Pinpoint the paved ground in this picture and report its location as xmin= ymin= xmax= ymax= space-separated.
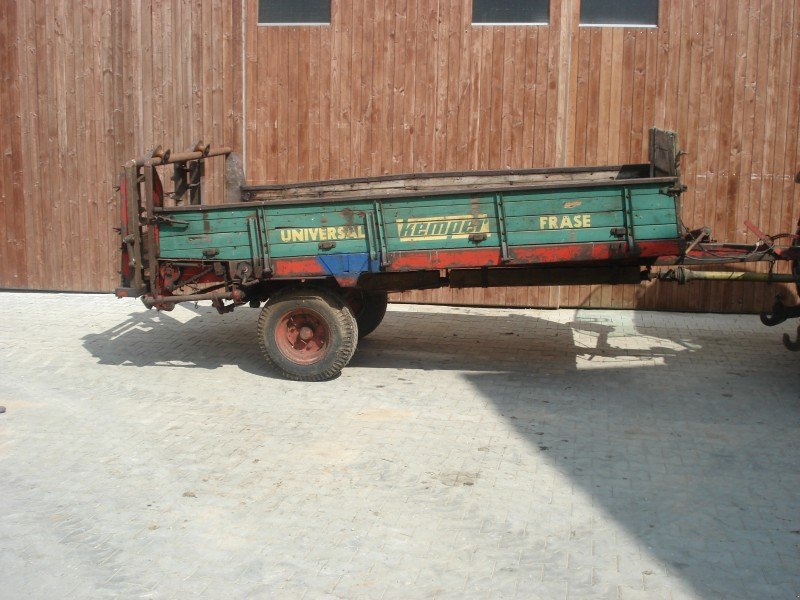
xmin=0 ymin=292 xmax=799 ymax=599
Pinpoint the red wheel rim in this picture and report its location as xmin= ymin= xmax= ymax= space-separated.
xmin=274 ymin=308 xmax=331 ymax=365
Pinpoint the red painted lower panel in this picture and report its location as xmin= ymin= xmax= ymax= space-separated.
xmin=271 ymin=257 xmax=328 ymax=278
xmin=385 ymin=240 xmax=682 ymax=271
xmin=268 ymin=240 xmax=682 ymax=281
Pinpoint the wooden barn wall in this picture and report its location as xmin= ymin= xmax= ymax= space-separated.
xmin=246 ymin=0 xmax=800 ymax=313
xmin=1 ymin=0 xmax=799 ymax=314
xmin=0 ymin=0 xmax=242 ymax=292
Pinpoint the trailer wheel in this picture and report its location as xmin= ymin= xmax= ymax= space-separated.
xmin=346 ymin=291 xmax=389 ymax=338
xmin=257 ymin=288 xmax=358 ymax=381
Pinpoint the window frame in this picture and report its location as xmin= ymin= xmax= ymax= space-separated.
xmin=578 ymin=0 xmax=659 ymax=29
xmin=256 ymin=0 xmax=331 ymax=27
xmin=471 ymin=0 xmax=550 ymax=27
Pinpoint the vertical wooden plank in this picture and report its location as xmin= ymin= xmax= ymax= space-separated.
xmin=443 ymin=0 xmax=462 ymax=171
xmin=0 ymin=0 xmax=22 ymax=287
xmin=400 ymin=0 xmax=418 ymax=172
xmin=767 ymin=0 xmax=793 ymax=239
xmin=418 ymin=0 xmax=438 ymax=172
xmin=55 ymin=1 xmax=76 ymax=289
xmin=595 ymin=28 xmax=612 ymax=165
xmin=150 ymin=0 xmax=164 ymax=144
xmin=181 ymin=0 xmax=194 ymax=152
xmin=262 ymin=20 xmax=275 ymax=182
xmin=556 ymin=0 xmax=577 ymax=167
xmin=617 ymin=30 xmax=636 ymax=163
xmin=499 ymin=26 xmax=515 ymax=170
xmin=743 ymin=0 xmax=772 ymax=312
xmin=33 ymin=0 xmax=54 ymax=288
xmin=245 ymin=0 xmax=258 ymax=180
xmin=370 ymin=0 xmax=386 ymax=175
xmin=628 ymin=31 xmax=650 ymax=162
xmin=337 ymin=0 xmax=353 ymax=178
xmin=509 ymin=28 xmax=526 ymax=171
xmin=319 ymin=2 xmax=333 ymax=180
xmin=680 ymin=0 xmax=709 ymax=311
xmin=585 ymin=29 xmax=601 ymax=166
xmin=68 ymin=0 xmax=89 ymax=289
xmin=605 ymin=30 xmax=623 ymax=165
xmin=295 ymin=29 xmax=310 ymax=182
xmin=210 ymin=0 xmax=224 ymax=196
xmin=221 ymin=0 xmax=232 ymax=154
xmin=487 ymin=28 xmax=505 ymax=169
xmin=475 ymin=27 xmax=493 ymax=170
xmin=87 ymin=0 xmax=105 ymax=288
xmin=379 ymin=0 xmax=396 ymax=174
xmin=390 ymin=0 xmax=407 ymax=172
xmin=0 ymin=0 xmax=10 ymax=285
xmin=532 ymin=26 xmax=549 ymax=167
xmin=14 ymin=0 xmax=35 ymax=288
xmin=79 ymin=0 xmax=98 ymax=287
xmin=231 ymin=0 xmax=244 ymax=154
xmin=353 ymin=0 xmax=370 ymax=175
xmin=307 ymin=28 xmax=321 ymax=181
xmin=274 ymin=27 xmax=288 ymax=182
xmin=709 ymin=0 xmax=741 ymax=310
xmin=521 ymin=29 xmax=538 ymax=168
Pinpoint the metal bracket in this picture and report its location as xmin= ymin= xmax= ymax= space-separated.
xmin=623 ymin=188 xmax=641 ymax=256
xmin=494 ymin=193 xmax=510 ymax=262
xmin=246 ymin=210 xmax=271 ymax=276
xmin=373 ymin=201 xmax=390 ymax=267
xmin=151 ymin=215 xmax=188 ymax=227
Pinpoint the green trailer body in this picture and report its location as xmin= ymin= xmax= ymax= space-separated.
xmin=156 ymin=182 xmax=680 ymax=264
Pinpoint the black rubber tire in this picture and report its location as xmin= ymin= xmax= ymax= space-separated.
xmin=352 ymin=292 xmax=389 ymax=338
xmin=257 ymin=287 xmax=358 ymax=381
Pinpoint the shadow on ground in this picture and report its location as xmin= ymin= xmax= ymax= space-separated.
xmin=82 ymin=304 xmax=800 ymax=598
xmin=81 ymin=304 xmax=691 ymax=375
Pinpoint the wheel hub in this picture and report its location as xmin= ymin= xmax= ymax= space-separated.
xmin=274 ymin=308 xmax=330 ymax=365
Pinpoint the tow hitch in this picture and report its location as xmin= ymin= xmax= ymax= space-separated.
xmin=760 ymin=295 xmax=800 ymax=351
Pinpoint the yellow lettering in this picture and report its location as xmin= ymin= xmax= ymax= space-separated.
xmin=327 ymin=227 xmax=337 ymax=240
xmin=291 ymin=230 xmax=304 ymax=242
xmin=548 ymin=216 xmax=558 ymax=229
xmin=560 ymin=215 xmax=572 ymax=228
xmin=573 ymin=215 xmax=583 ymax=228
xmin=394 ymin=215 xmax=490 ymax=241
xmin=539 ymin=216 xmax=548 ymax=230
xmin=583 ymin=214 xmax=591 ymax=228
xmin=429 ymin=222 xmax=446 ymax=236
xmin=280 ymin=230 xmax=291 ymax=242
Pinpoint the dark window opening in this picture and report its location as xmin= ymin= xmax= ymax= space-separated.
xmin=580 ymin=0 xmax=659 ymax=27
xmin=472 ymin=0 xmax=550 ymax=25
xmin=258 ymin=0 xmax=331 ymax=25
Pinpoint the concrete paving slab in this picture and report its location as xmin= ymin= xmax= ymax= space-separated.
xmin=0 ymin=292 xmax=798 ymax=599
